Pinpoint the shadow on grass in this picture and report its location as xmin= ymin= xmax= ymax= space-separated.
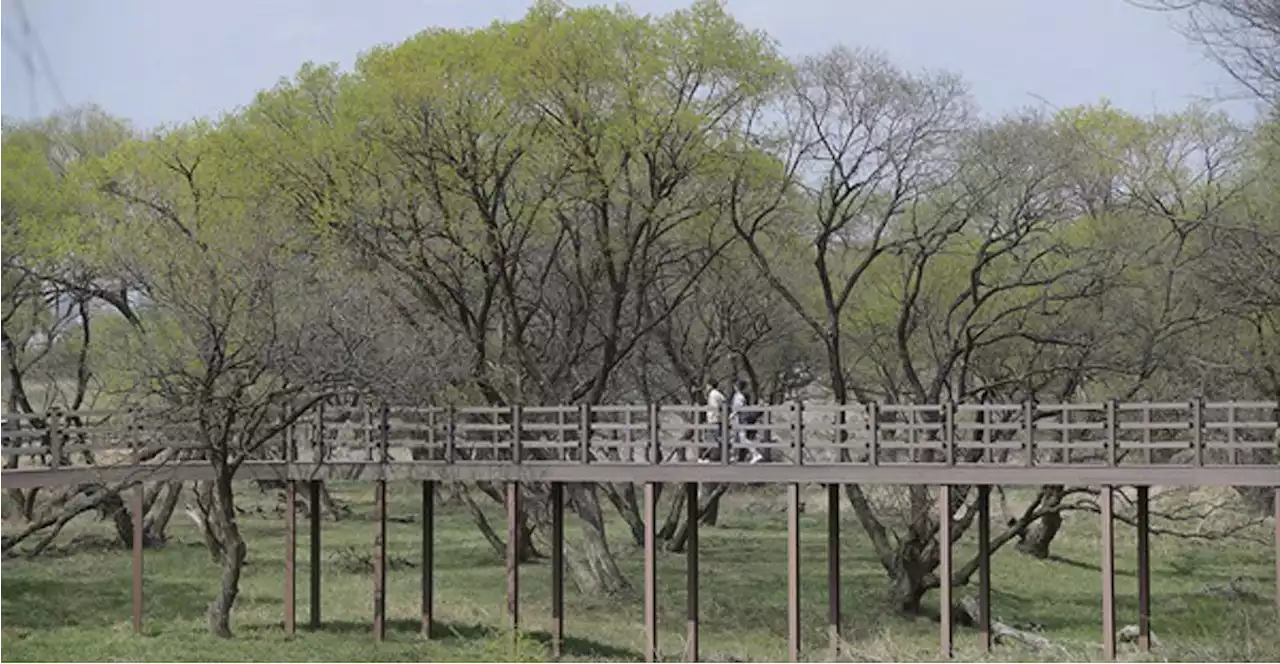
xmin=1 ymin=575 xmax=211 ymax=629
xmin=1043 ymin=553 xmax=1134 ymax=577
xmin=299 ymin=619 xmax=642 ymax=660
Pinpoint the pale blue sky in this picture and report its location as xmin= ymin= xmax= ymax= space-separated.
xmin=0 ymin=0 xmax=1255 ymax=128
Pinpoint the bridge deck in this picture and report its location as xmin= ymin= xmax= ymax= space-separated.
xmin=3 ymin=399 xmax=1277 ymax=488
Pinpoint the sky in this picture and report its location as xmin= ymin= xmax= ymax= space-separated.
xmin=0 ymin=0 xmax=1258 ymax=129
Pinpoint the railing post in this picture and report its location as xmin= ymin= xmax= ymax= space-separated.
xmin=1023 ymin=399 xmax=1036 ymax=467
xmin=944 ymin=402 xmax=956 ymax=466
xmin=511 ymin=405 xmax=523 ymax=465
xmin=792 ymin=400 xmax=805 ymax=465
xmin=719 ymin=401 xmax=731 ymax=465
xmin=48 ymin=408 xmax=63 ymax=469
xmin=827 ymin=483 xmax=841 ymax=659
xmin=445 ymin=406 xmax=457 ymax=463
xmin=869 ymin=402 xmax=880 ymax=466
xmin=648 ymin=403 xmax=661 ymax=465
xmin=1106 ymin=400 xmax=1118 ymax=467
xmin=579 ymin=404 xmax=591 ymax=464
xmin=1192 ymin=398 xmax=1204 ymax=467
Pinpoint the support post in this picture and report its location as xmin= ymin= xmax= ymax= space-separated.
xmin=309 ymin=481 xmax=322 ymax=629
xmin=285 ymin=480 xmax=296 ymax=637
xmin=787 ymin=482 xmax=801 ymax=662
xmin=285 ymin=408 xmax=296 ymax=638
xmin=644 ymin=482 xmax=658 ymax=663
xmin=1136 ymin=485 xmax=1151 ymax=652
xmin=685 ymin=482 xmax=699 ymax=663
xmin=132 ymin=482 xmax=144 ymax=635
xmin=373 ymin=478 xmax=387 ymax=642
xmin=551 ymin=482 xmax=565 ymax=659
xmin=422 ymin=480 xmax=434 ymax=638
xmin=939 ymin=484 xmax=953 ymax=660
xmin=1102 ymin=485 xmax=1116 ymax=661
xmin=507 ymin=481 xmax=521 ymax=639
xmin=977 ymin=485 xmax=992 ymax=653
xmin=372 ymin=405 xmax=389 ymax=642
xmin=827 ymin=483 xmax=841 ymax=658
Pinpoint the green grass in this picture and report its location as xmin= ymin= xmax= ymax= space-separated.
xmin=3 ymin=483 xmax=1277 ymax=662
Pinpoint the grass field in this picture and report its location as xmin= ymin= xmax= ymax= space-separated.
xmin=2 ymin=482 xmax=1277 ymax=662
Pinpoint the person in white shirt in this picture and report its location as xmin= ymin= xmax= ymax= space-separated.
xmin=702 ymin=380 xmax=726 ymax=462
xmin=730 ymin=380 xmax=763 ymax=463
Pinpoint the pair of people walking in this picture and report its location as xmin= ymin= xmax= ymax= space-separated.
xmin=702 ymin=379 xmax=764 ymax=464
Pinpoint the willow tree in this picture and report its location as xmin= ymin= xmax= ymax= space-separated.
xmin=52 ymin=121 xmax=355 ymax=636
xmin=245 ymin=0 xmax=789 ymax=594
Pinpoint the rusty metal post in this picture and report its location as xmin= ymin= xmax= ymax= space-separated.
xmin=1101 ymin=485 xmax=1116 ymax=661
xmin=939 ymin=484 xmax=953 ymax=660
xmin=309 ymin=481 xmax=321 ymax=629
xmin=827 ymin=483 xmax=841 ymax=658
xmin=551 ymin=481 xmax=565 ymax=659
xmin=685 ymin=481 xmax=699 ymax=663
xmin=644 ymin=481 xmax=658 ymax=663
xmin=977 ymin=484 xmax=992 ymax=653
xmin=422 ymin=480 xmax=435 ymax=638
xmin=1136 ymin=485 xmax=1151 ymax=651
xmin=132 ymin=482 xmax=144 ymax=634
xmin=787 ymin=482 xmax=801 ymax=662
xmin=507 ymin=482 xmax=521 ymax=642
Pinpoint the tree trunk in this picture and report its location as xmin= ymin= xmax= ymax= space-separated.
xmin=698 ymin=484 xmax=722 ymax=527
xmin=885 ymin=564 xmax=930 ymax=615
xmin=1016 ymin=485 xmax=1065 ymax=558
xmin=192 ymin=481 xmax=222 ymax=561
xmin=567 ymin=484 xmax=631 ymax=595
xmin=667 ymin=485 xmax=728 ymax=553
xmin=602 ymin=483 xmax=645 ymax=547
xmin=144 ymin=482 xmax=183 ymax=544
xmin=206 ymin=471 xmax=247 ymax=638
xmin=658 ymin=487 xmax=685 ymax=540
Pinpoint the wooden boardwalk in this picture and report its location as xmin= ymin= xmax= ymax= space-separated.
xmin=3 ymin=399 xmax=1278 ymax=660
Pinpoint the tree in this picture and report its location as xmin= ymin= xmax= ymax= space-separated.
xmin=63 ymin=120 xmax=387 ymax=636
xmin=246 ymin=0 xmax=790 ymax=595
xmin=1133 ymin=0 xmax=1280 ymax=106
